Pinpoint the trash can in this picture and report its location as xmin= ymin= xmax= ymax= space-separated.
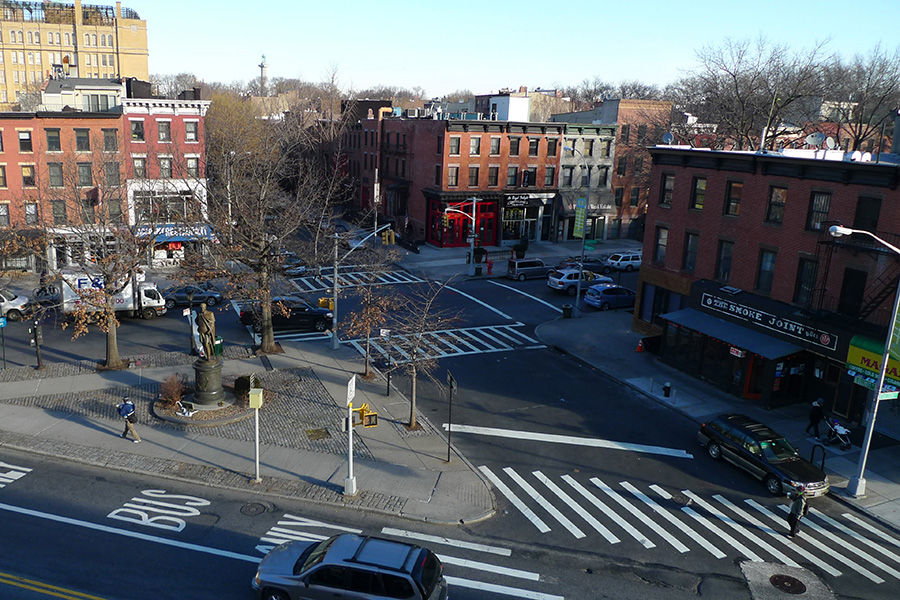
xmin=474 ymin=265 xmax=483 ymax=276
xmin=561 ymin=304 xmax=573 ymax=318
xmin=213 ymin=336 xmax=224 ymax=357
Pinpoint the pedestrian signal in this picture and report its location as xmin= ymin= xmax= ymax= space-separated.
xmin=362 ymin=409 xmax=378 ymax=428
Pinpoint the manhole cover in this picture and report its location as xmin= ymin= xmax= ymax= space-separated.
xmin=769 ymin=574 xmax=807 ymax=594
xmin=241 ymin=502 xmax=267 ymax=516
xmin=306 ymin=428 xmax=331 ymax=440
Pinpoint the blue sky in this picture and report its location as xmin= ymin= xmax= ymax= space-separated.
xmin=138 ymin=0 xmax=900 ymax=97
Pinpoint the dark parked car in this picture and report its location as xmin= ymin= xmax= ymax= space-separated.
xmin=252 ymin=533 xmax=448 ymax=600
xmin=697 ymin=413 xmax=830 ymax=497
xmin=161 ymin=285 xmax=223 ymax=309
xmin=240 ymin=296 xmax=333 ymax=333
xmin=556 ymin=255 xmax=609 ymax=273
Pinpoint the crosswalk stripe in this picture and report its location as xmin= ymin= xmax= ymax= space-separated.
xmin=491 ymin=326 xmax=532 ymax=344
xmin=646 ymin=485 xmax=725 ymax=558
xmin=478 ymin=466 xmax=550 ymax=534
xmin=804 ymin=508 xmax=900 ymax=580
xmin=590 ymin=477 xmax=686 ymax=552
xmin=443 ymin=576 xmax=564 ymax=600
xmin=842 ymin=513 xmax=900 ymax=550
xmin=534 ymin=471 xmax=620 ymax=544
xmin=478 ymin=328 xmax=516 ymax=347
xmin=813 ymin=509 xmax=900 ymax=564
xmin=680 ymin=490 xmax=765 ymax=563
xmin=710 ymin=494 xmax=800 ymax=566
xmin=750 ymin=500 xmax=883 ymax=583
xmin=562 ymin=475 xmax=654 ymax=548
xmin=607 ymin=482 xmax=689 ymax=553
xmin=380 ymin=528 xmax=511 ymax=556
xmin=438 ymin=554 xmax=540 ymax=581
xmin=504 ymin=468 xmax=585 ymax=539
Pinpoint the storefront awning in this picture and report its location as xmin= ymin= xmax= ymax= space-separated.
xmin=134 ymin=224 xmax=215 ymax=243
xmin=845 ymin=334 xmax=900 ymax=390
xmin=661 ymin=308 xmax=802 ymax=359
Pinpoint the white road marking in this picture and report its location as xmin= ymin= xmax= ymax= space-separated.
xmin=445 ymin=425 xmax=692 ymax=459
xmin=0 ymin=502 xmax=259 ymax=563
xmin=812 ymin=509 xmax=900 ymax=565
xmin=563 ymin=475 xmax=654 ymax=548
xmin=707 ymin=494 xmax=799 ymax=566
xmin=444 ymin=576 xmax=564 ymax=600
xmin=446 ymin=285 xmax=512 ymax=319
xmin=642 ymin=484 xmax=725 ymax=558
xmin=381 ymin=528 xmax=511 ymax=556
xmin=479 ymin=466 xmax=550 ymax=533
xmin=842 ymin=512 xmax=900 ymax=550
xmin=504 ymin=468 xmax=585 ymax=539
xmin=803 ymin=507 xmax=900 ymax=580
xmin=533 ymin=471 xmax=620 ymax=544
xmin=679 ymin=490 xmax=762 ymax=562
xmin=487 ymin=280 xmax=564 ymax=313
xmin=438 ymin=554 xmax=540 ymax=581
xmin=590 ymin=477 xmax=687 ymax=552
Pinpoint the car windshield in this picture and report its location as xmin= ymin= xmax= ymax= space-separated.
xmin=296 ymin=536 xmax=337 ymax=575
xmin=549 ymin=270 xmax=563 ymax=278
xmin=760 ymin=438 xmax=798 ymax=462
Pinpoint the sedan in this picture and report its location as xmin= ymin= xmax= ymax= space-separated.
xmin=240 ymin=296 xmax=333 ymax=333
xmin=556 ymin=256 xmax=609 ymax=272
xmin=584 ymin=284 xmax=636 ymax=310
xmin=162 ymin=285 xmax=223 ymax=309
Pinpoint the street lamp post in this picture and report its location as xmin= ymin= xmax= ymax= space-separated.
xmin=186 ymin=289 xmax=196 ymax=355
xmin=443 ymin=197 xmax=479 ymax=277
xmin=564 ymin=146 xmax=589 ymax=316
xmin=829 ymin=224 xmax=900 ymax=497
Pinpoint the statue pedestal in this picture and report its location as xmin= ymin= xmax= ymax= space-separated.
xmin=193 ymin=358 xmax=224 ymax=406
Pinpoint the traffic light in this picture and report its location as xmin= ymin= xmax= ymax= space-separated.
xmin=361 ymin=407 xmax=378 ymax=428
xmin=381 ymin=230 xmax=395 ymax=245
xmin=441 ymin=212 xmax=449 ymax=228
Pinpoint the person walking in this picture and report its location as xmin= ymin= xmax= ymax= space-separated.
xmin=786 ymin=489 xmax=808 ymax=538
xmin=117 ymin=396 xmax=141 ymax=444
xmin=805 ymin=398 xmax=825 ymax=440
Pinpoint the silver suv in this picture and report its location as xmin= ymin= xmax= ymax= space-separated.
xmin=253 ymin=534 xmax=448 ymax=600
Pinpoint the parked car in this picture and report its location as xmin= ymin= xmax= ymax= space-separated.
xmin=546 ymin=269 xmax=612 ymax=296
xmin=0 ymin=288 xmax=34 ymax=320
xmin=584 ymin=284 xmax=636 ymax=310
xmin=240 ymin=296 xmax=333 ymax=333
xmin=252 ymin=533 xmax=448 ymax=600
xmin=161 ymin=285 xmax=223 ymax=309
xmin=602 ymin=251 xmax=643 ymax=273
xmin=556 ymin=256 xmax=608 ymax=273
xmin=697 ymin=413 xmax=830 ymax=497
xmin=507 ymin=258 xmax=551 ymax=281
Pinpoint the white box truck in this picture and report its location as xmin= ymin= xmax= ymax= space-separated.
xmin=60 ymin=271 xmax=167 ymax=319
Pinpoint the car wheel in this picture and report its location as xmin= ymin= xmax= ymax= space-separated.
xmin=707 ymin=442 xmax=721 ymax=460
xmin=6 ymin=309 xmax=22 ymax=321
xmin=765 ymin=475 xmax=783 ymax=496
xmin=566 ymin=286 xmax=576 ymax=296
xmin=142 ymin=308 xmax=156 ymax=319
xmin=603 ymin=266 xmax=612 ymax=274
xmin=261 ymin=590 xmax=289 ymax=600
xmin=625 ymin=265 xmax=634 ymax=272
xmin=165 ymin=299 xmax=175 ymax=309
xmin=314 ymin=320 xmax=328 ymax=332
xmin=518 ymin=274 xmax=526 ymax=281
xmin=205 ymin=297 xmax=217 ymax=307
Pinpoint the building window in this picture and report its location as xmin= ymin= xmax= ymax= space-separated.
xmin=766 ymin=186 xmax=787 ymax=223
xmin=103 ymin=129 xmax=117 ymax=152
xmin=634 ymin=156 xmax=643 ymax=173
xmin=522 ymin=167 xmax=537 ymax=187
xmin=18 ymin=131 xmax=32 ymax=152
xmin=509 ymin=137 xmax=520 ymax=156
xmin=186 ymin=157 xmax=200 ymax=178
xmin=507 ymin=166 xmax=518 ymax=186
xmin=52 ymin=200 xmax=66 ymax=225
xmin=630 ymin=188 xmax=640 ymax=206
xmin=133 ymin=157 xmax=146 ymax=178
xmin=48 ymin=162 xmax=63 ymax=187
xmin=637 ymin=125 xmax=647 ymax=144
xmin=158 ymin=121 xmax=171 ymax=142
xmin=24 ymin=202 xmax=37 ymax=225
xmin=469 ymin=137 xmax=480 ymax=156
xmin=490 ymin=137 xmax=500 ymax=156
xmin=621 ymin=124 xmax=631 ymax=144
xmin=434 ymin=165 xmax=441 ymax=186
xmin=468 ymin=166 xmax=479 ymax=186
xmin=75 ymin=128 xmax=90 ymax=152
xmin=105 ymin=162 xmax=120 ymax=186
xmin=130 ymin=121 xmax=144 ymax=141
xmin=0 ymin=204 xmax=8 ymax=227
xmin=565 ymin=142 xmax=575 ymax=156
xmin=724 ymin=182 xmax=742 ymax=216
xmin=585 ymin=139 xmax=594 ymax=156
xmin=756 ymin=249 xmax=777 ymax=294
xmin=806 ymin=191 xmax=831 ymax=230
xmin=545 ymin=166 xmax=555 ymax=186
xmin=617 ymin=156 xmax=627 ymax=176
xmin=601 ymin=140 xmax=611 ymax=157
xmin=185 ymin=121 xmax=198 ymax=142
xmin=108 ymin=201 xmax=122 ymax=225
xmin=794 ymin=257 xmax=818 ymax=306
xmin=581 ymin=167 xmax=590 ymax=187
xmin=659 ymin=174 xmax=674 ymax=206
xmin=449 ymin=137 xmax=460 ymax=155
xmin=81 ymin=198 xmax=95 ymax=223
xmin=21 ymin=165 xmax=35 ymax=187
xmin=448 ymin=166 xmax=458 ymax=187
xmin=159 ymin=157 xmax=172 ymax=178
xmin=77 ymin=163 xmax=92 ymax=187
xmin=598 ymin=167 xmax=608 ymax=186
xmin=547 ymin=138 xmax=558 ymax=156
xmin=528 ymin=138 xmax=539 ymax=157
xmin=614 ymin=188 xmax=624 ymax=207
xmin=488 ymin=166 xmax=499 ymax=187
xmin=0 ymin=166 xmax=5 ymax=187
xmin=46 ymin=128 xmax=61 ymax=152
xmin=563 ymin=166 xmax=574 ymax=187
xmin=715 ymin=240 xmax=734 ymax=283
xmin=654 ymin=226 xmax=668 ymax=263
xmin=690 ymin=177 xmax=706 ymax=210
xmin=683 ymin=232 xmax=699 ymax=273
xmin=436 ymin=136 xmax=443 ymax=154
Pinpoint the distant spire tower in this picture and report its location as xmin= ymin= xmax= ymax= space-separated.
xmin=259 ymin=54 xmax=268 ymax=97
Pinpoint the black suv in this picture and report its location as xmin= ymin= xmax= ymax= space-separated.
xmin=698 ymin=413 xmax=829 ymax=497
xmin=239 ymin=296 xmax=333 ymax=333
xmin=252 ymin=533 xmax=448 ymax=600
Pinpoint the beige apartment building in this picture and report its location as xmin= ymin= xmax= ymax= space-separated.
xmin=0 ymin=0 xmax=147 ymax=108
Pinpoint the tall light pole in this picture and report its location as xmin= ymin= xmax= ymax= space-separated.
xmin=829 ymin=224 xmax=900 ymax=497
xmin=444 ymin=197 xmax=479 ymax=276
xmin=564 ymin=146 xmax=589 ymax=316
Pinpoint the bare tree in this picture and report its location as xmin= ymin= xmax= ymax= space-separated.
xmin=151 ymin=72 xmax=198 ymax=98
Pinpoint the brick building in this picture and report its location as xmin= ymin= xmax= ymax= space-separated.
xmin=636 ymin=145 xmax=900 ymax=432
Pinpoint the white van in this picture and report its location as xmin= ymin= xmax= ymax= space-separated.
xmin=0 ymin=288 xmax=32 ymax=320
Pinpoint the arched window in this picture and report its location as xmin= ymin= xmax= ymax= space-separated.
xmin=55 ymin=33 xmax=61 ymax=44
xmin=64 ymin=33 xmax=70 ymax=45
xmin=91 ymin=34 xmax=97 ymax=46
xmin=84 ymin=33 xmax=89 ymax=45
xmin=27 ymin=32 xmax=32 ymax=44
xmin=27 ymin=52 xmax=33 ymax=65
xmin=18 ymin=31 xmax=23 ymax=43
xmin=34 ymin=32 xmax=39 ymax=44
xmin=47 ymin=33 xmax=53 ymax=45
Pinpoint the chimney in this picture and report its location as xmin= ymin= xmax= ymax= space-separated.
xmin=519 ymin=86 xmax=527 ymax=94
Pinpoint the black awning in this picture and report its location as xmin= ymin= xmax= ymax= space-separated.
xmin=661 ymin=308 xmax=802 ymax=359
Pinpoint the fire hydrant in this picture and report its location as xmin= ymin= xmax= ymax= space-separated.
xmin=487 ymin=260 xmax=493 ymax=275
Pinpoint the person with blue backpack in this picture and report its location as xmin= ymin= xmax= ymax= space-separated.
xmin=117 ymin=396 xmax=141 ymax=443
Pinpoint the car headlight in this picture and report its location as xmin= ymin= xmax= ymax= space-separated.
xmin=254 ymin=571 xmax=261 ymax=585
xmin=326 ymin=312 xmax=333 ymax=318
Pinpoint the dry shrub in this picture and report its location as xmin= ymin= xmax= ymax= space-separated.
xmin=159 ymin=374 xmax=187 ymax=408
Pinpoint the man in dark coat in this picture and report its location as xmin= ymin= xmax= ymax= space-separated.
xmin=805 ymin=398 xmax=824 ymax=440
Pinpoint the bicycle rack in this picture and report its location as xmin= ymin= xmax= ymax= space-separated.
xmin=810 ymin=443 xmax=827 ymax=470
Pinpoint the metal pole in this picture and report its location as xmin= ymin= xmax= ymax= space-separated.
xmin=188 ymin=296 xmax=196 ymax=355
xmin=346 ymin=401 xmax=356 ymax=494
xmin=253 ymin=407 xmax=261 ymax=483
xmin=575 ymin=149 xmax=589 ymax=316
xmin=331 ymin=236 xmax=340 ymax=350
xmin=385 ymin=331 xmax=391 ymax=397
xmin=447 ymin=386 xmax=453 ymax=463
xmin=468 ymin=197 xmax=477 ymax=277
xmin=1 ymin=327 xmax=6 ymax=369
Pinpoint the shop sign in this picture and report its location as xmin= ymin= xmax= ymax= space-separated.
xmin=846 ymin=343 xmax=900 ymax=388
xmin=504 ymin=195 xmax=531 ymax=208
xmin=701 ymin=293 xmax=838 ymax=351
xmin=573 ymin=197 xmax=586 ymax=239
xmin=729 ymin=347 xmax=745 ymax=358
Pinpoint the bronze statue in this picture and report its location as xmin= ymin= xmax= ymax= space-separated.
xmin=196 ymin=304 xmax=217 ymax=360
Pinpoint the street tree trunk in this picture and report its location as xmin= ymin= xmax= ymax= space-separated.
xmin=408 ymin=364 xmax=418 ymax=429
xmin=103 ymin=300 xmax=126 ymax=370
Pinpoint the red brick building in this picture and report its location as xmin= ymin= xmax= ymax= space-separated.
xmin=636 ymin=145 xmax=900 ymax=427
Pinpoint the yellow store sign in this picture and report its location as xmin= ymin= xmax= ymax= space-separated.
xmin=846 ymin=335 xmax=900 ymax=388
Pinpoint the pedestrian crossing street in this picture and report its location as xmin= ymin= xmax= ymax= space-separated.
xmin=288 ymin=267 xmax=426 ymax=293
xmin=481 ymin=466 xmax=900 ymax=585
xmin=345 ymin=323 xmax=545 ymax=363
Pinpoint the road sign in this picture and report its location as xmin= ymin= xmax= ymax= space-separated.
xmin=380 ymin=328 xmax=391 ymax=338
xmin=446 ymin=370 xmax=457 ymax=393
xmin=879 ymin=391 xmax=899 ymax=401
xmin=182 ymin=308 xmax=190 ymax=317
xmin=0 ymin=317 xmax=6 ymax=328
xmin=347 ymin=374 xmax=356 ymax=406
